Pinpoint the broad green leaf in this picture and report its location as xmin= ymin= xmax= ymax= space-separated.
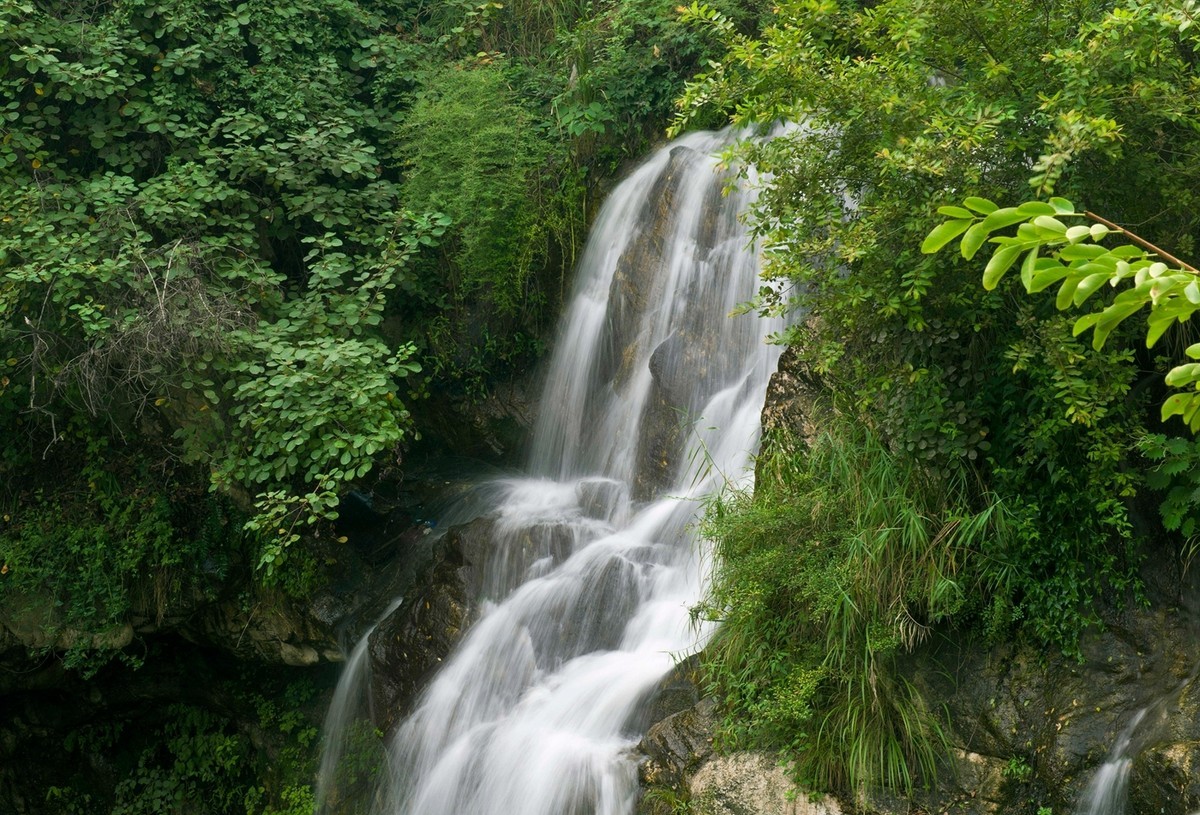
xmin=1029 ymin=263 xmax=1072 ymax=293
xmin=1090 ymin=300 xmax=1144 ymax=349
xmin=937 ymin=206 xmax=974 ymax=219
xmin=1032 ymin=215 xmax=1068 ymax=234
xmin=977 ymin=207 xmax=1028 ymax=232
xmin=1048 ymin=197 xmax=1075 ymax=214
xmin=963 ymin=196 xmax=998 ymax=214
xmin=983 ymin=243 xmax=1023 ymax=290
xmin=1147 ymin=312 xmax=1179 ymax=347
xmin=1071 ymin=312 xmax=1102 ymax=337
xmin=1165 ymin=363 xmax=1200 ymax=387
xmin=921 ymin=219 xmax=973 ymax=254
xmin=1162 ymin=392 xmax=1192 ymax=420
xmin=961 ymin=222 xmax=991 ymax=260
xmin=1065 ymin=225 xmax=1091 ymax=243
xmin=1055 ymin=275 xmax=1082 ymax=310
xmin=1186 ymin=343 xmax=1200 ymax=360
xmin=1072 ymin=273 xmax=1110 ymax=306
xmin=1058 ymin=244 xmax=1108 ymax=261
xmin=1016 ymin=201 xmax=1057 ymax=216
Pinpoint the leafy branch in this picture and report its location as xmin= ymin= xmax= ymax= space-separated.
xmin=923 ymin=197 xmax=1200 ymax=430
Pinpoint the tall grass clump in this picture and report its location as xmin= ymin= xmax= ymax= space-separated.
xmin=698 ymin=413 xmax=1013 ymax=799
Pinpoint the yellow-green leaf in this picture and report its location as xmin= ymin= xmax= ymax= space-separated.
xmin=921 ymin=219 xmax=972 ymax=254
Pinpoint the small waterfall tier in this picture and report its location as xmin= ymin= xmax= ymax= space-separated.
xmin=337 ymin=128 xmax=784 ymax=815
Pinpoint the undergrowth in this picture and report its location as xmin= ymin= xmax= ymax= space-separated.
xmin=697 ymin=414 xmax=1015 ymax=799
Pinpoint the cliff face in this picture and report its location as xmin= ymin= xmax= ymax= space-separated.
xmin=636 ymin=345 xmax=1200 ymax=815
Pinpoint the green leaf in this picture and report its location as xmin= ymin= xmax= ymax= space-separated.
xmin=1055 ymin=275 xmax=1082 ymax=310
xmin=983 ymin=244 xmax=1023 ymax=290
xmin=1058 ymin=244 xmax=1108 ymax=261
xmin=1072 ymin=273 xmax=1111 ymax=306
xmin=963 ymin=197 xmax=997 ymax=214
xmin=961 ymin=222 xmax=991 ymax=260
xmin=1072 ymin=312 xmax=1103 ymax=337
xmin=977 ymin=207 xmax=1028 ymax=233
xmin=1065 ymin=225 xmax=1091 ymax=243
xmin=1016 ymin=201 xmax=1057 ymax=216
xmin=1087 ymin=300 xmax=1143 ymax=349
xmin=1146 ymin=312 xmax=1178 ymax=348
xmin=937 ymin=206 xmax=974 ymax=219
xmin=1048 ymin=197 xmax=1075 ymax=215
xmin=1163 ymin=393 xmax=1191 ymax=420
xmin=1029 ymin=260 xmax=1072 ymax=293
xmin=1032 ymin=215 xmax=1068 ymax=234
xmin=1166 ymin=364 xmax=1200 ymax=388
xmin=921 ymin=219 xmax=972 ymax=254
xmin=1020 ymin=248 xmax=1038 ymax=290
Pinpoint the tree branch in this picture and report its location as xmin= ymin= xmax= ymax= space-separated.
xmin=1084 ymin=211 xmax=1199 ymax=274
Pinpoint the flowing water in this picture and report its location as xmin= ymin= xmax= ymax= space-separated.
xmin=1072 ymin=708 xmax=1149 ymax=815
xmin=316 ymin=128 xmax=783 ymax=815
xmin=1073 ymin=666 xmax=1198 ymax=815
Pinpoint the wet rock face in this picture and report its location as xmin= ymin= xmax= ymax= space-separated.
xmin=759 ymin=343 xmax=823 ymax=444
xmin=1130 ymin=743 xmax=1200 ymax=814
xmin=901 ymin=596 xmax=1200 ymax=814
xmin=368 ymin=529 xmax=474 ymax=735
xmin=599 ymin=144 xmax=738 ymax=500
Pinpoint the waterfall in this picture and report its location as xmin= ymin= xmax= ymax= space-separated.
xmin=318 ymin=127 xmax=783 ymax=815
xmin=315 ymin=597 xmax=403 ymax=815
xmin=1073 ymin=665 xmax=1198 ymax=815
xmin=1072 ymin=708 xmax=1148 ymax=815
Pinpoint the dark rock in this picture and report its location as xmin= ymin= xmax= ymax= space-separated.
xmin=368 ymin=532 xmax=473 ymax=734
xmin=634 ymin=654 xmax=704 ymax=733
xmin=1130 ymin=743 xmax=1200 ymax=815
xmin=577 ymin=478 xmax=630 ymax=524
xmin=638 ymin=697 xmax=719 ymax=790
xmin=759 ymin=343 xmax=823 ymax=446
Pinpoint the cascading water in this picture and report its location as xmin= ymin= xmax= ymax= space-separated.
xmin=1073 ymin=666 xmax=1198 ymax=815
xmin=318 ymin=127 xmax=783 ymax=815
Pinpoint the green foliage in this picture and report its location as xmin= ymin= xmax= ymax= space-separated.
xmin=0 ymin=426 xmax=238 ymax=674
xmin=1002 ymin=756 xmax=1033 ymax=784
xmin=0 ymin=0 xmax=449 ymax=575
xmin=397 ymin=64 xmax=552 ymax=319
xmin=699 ymin=418 xmax=1012 ymax=797
xmin=1140 ymin=433 xmax=1200 ymax=568
xmin=673 ymin=0 xmax=1183 ymax=650
xmin=111 ymin=704 xmax=253 ymax=815
xmin=552 ymin=0 xmax=763 ymax=171
xmin=641 ymin=784 xmax=694 ymax=815
xmin=40 ymin=672 xmax=324 ymax=815
xmin=924 ymin=195 xmax=1200 ymax=431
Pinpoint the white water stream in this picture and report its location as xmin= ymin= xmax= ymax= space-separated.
xmin=316 ymin=128 xmax=783 ymax=815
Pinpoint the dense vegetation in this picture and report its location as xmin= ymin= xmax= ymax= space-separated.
xmin=0 ymin=0 xmax=763 ymax=811
xmin=8 ymin=0 xmax=1200 ymax=809
xmin=0 ymin=0 xmax=761 ymax=636
xmin=679 ymin=0 xmax=1200 ymax=800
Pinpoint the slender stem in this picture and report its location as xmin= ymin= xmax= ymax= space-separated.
xmin=1084 ymin=211 xmax=1199 ymax=273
